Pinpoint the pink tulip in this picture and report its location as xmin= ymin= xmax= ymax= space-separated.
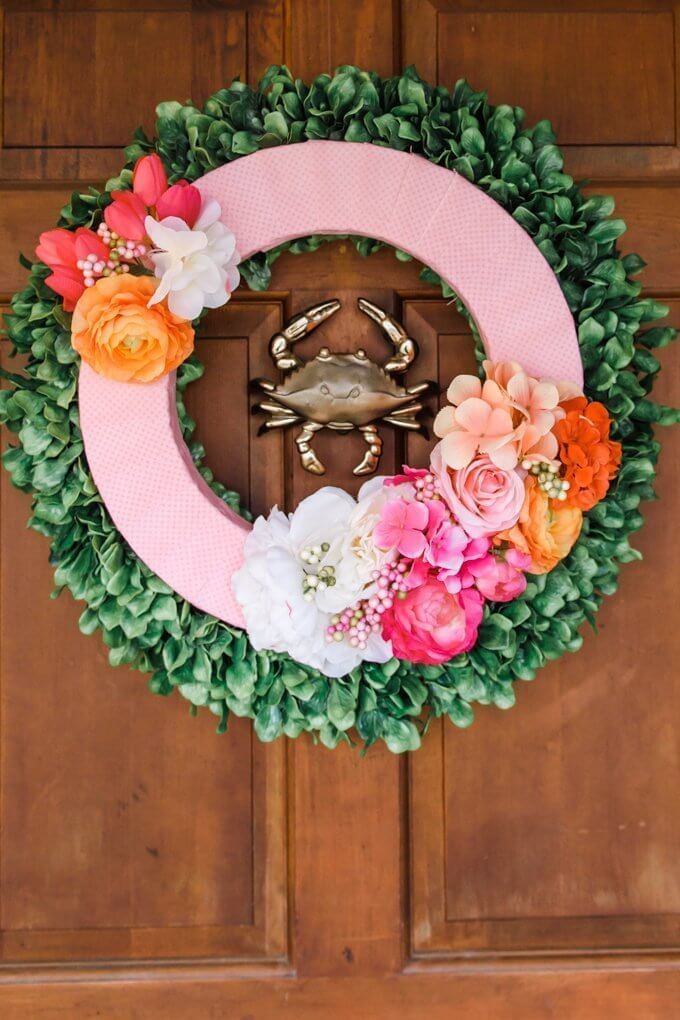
xmin=156 ymin=180 xmax=202 ymax=227
xmin=104 ymin=190 xmax=148 ymax=241
xmin=374 ymin=498 xmax=429 ymax=558
xmin=133 ymin=153 xmax=167 ymax=207
xmin=381 ymin=580 xmax=483 ymax=665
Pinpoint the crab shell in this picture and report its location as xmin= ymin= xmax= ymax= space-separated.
xmin=270 ymin=351 xmax=417 ymax=428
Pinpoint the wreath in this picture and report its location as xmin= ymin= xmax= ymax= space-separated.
xmin=1 ymin=65 xmax=677 ymax=753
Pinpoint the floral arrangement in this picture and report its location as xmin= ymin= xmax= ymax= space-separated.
xmin=233 ymin=360 xmax=620 ymax=676
xmin=37 ymin=154 xmax=241 ymax=381
xmin=1 ymin=66 xmax=676 ymax=752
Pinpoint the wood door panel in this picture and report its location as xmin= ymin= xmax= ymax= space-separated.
xmin=0 ymin=312 xmax=288 ymax=964
xmin=410 ymin=305 xmax=680 ymax=961
xmin=1 ymin=1 xmax=679 ymax=1012
xmin=186 ymin=301 xmax=285 ymax=517
xmin=401 ymin=0 xmax=680 ymax=181
xmin=436 ymin=10 xmax=674 ymax=145
xmin=0 ymin=0 xmax=283 ymax=182
xmin=288 ymin=0 xmax=396 ymax=81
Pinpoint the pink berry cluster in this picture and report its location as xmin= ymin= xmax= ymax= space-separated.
xmin=73 ymin=222 xmax=147 ymax=289
xmin=326 ymin=558 xmax=410 ymax=649
xmin=413 ymin=471 xmax=440 ymax=501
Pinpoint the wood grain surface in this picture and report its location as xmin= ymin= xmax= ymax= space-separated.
xmin=0 ymin=1 xmax=678 ymax=1016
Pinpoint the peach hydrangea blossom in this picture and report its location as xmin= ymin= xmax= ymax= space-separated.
xmin=434 ymin=360 xmax=579 ymax=472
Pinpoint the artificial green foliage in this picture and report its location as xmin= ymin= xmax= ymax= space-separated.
xmin=1 ymin=66 xmax=677 ymax=753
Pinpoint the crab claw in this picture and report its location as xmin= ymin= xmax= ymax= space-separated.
xmin=285 ymin=300 xmax=340 ymax=340
xmin=270 ymin=300 xmax=341 ymax=371
xmin=358 ymin=297 xmax=418 ymax=373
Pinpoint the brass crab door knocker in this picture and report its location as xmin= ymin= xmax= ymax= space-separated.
xmin=253 ymin=299 xmax=435 ymax=475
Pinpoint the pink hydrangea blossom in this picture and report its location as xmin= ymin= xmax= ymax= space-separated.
xmin=384 ymin=465 xmax=429 ymax=487
xmin=374 ymin=498 xmax=429 ymax=558
xmin=431 ymin=444 xmax=524 ymax=539
xmin=381 ymin=580 xmax=484 ymax=665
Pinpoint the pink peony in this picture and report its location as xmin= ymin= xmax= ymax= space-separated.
xmin=374 ymin=497 xmax=429 ymax=558
xmin=381 ymin=580 xmax=484 ymax=665
xmin=156 ymin=180 xmax=202 ymax=226
xmin=465 ymin=547 xmax=530 ymax=602
xmin=431 ymin=444 xmax=524 ymax=539
xmin=104 ymin=190 xmax=148 ymax=241
xmin=434 ymin=362 xmax=573 ymax=471
xmin=35 ymin=227 xmax=109 ymax=311
xmin=132 ymin=154 xmax=168 ymax=207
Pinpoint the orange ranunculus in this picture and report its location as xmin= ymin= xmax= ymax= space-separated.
xmin=71 ymin=274 xmax=194 ymax=383
xmin=497 ymin=477 xmax=583 ymax=574
xmin=554 ymin=397 xmax=621 ymax=511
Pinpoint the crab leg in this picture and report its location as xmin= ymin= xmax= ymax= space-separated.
xmin=383 ymin=416 xmax=425 ymax=431
xmin=357 ymin=297 xmax=418 ymax=373
xmin=407 ymin=380 xmax=436 ymax=397
xmin=388 ymin=401 xmax=426 ymax=417
xmin=260 ymin=415 xmax=302 ymax=430
xmin=270 ymin=300 xmax=341 ymax=372
xmin=296 ymin=421 xmax=325 ymax=475
xmin=353 ymin=424 xmax=383 ymax=476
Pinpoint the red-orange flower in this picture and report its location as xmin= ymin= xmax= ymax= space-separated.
xmin=554 ymin=397 xmax=621 ymax=511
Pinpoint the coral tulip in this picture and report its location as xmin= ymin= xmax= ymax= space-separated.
xmin=132 ymin=153 xmax=167 ymax=207
xmin=36 ymin=227 xmax=109 ymax=311
xmin=104 ymin=191 xmax=148 ymax=242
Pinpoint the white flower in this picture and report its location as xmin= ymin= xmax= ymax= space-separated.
xmin=232 ymin=488 xmax=393 ymax=678
xmin=145 ymin=199 xmax=240 ymax=320
xmin=335 ymin=476 xmax=413 ymax=595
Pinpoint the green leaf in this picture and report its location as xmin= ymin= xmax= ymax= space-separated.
xmin=254 ymin=705 xmax=283 ymax=742
xmin=589 ymin=219 xmax=627 ymax=244
xmin=461 ymin=127 xmax=485 ymax=156
xmin=178 ymin=682 xmax=210 ymax=707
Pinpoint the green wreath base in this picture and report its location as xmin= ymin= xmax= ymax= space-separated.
xmin=1 ymin=65 xmax=677 ymax=753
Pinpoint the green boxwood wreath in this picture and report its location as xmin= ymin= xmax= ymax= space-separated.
xmin=1 ymin=65 xmax=678 ymax=753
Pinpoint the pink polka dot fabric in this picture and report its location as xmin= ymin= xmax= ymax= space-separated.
xmin=79 ymin=141 xmax=582 ymax=627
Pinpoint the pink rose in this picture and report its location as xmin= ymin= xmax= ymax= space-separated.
xmin=381 ymin=580 xmax=484 ymax=665
xmin=466 ymin=547 xmax=530 ymax=602
xmin=431 ymin=444 xmax=524 ymax=539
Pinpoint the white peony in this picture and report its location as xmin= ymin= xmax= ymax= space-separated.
xmin=145 ymin=199 xmax=240 ymax=321
xmin=334 ymin=476 xmax=413 ymax=595
xmin=232 ymin=488 xmax=392 ymax=678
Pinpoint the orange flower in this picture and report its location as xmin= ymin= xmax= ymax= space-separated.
xmin=71 ymin=274 xmax=194 ymax=383
xmin=497 ymin=477 xmax=582 ymax=574
xmin=554 ymin=397 xmax=621 ymax=511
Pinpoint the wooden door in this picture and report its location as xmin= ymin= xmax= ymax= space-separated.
xmin=1 ymin=2 xmax=679 ymax=1016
